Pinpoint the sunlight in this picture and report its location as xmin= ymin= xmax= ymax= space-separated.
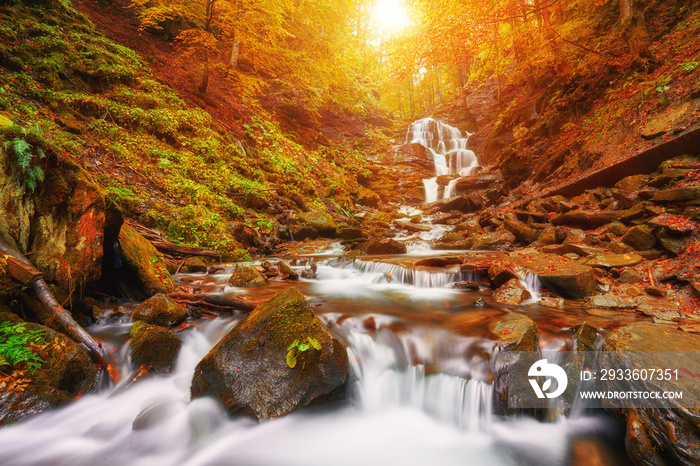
xmin=374 ymin=0 xmax=410 ymax=32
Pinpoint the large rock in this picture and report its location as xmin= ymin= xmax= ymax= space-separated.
xmin=0 ymin=321 xmax=100 ymax=425
xmin=297 ymin=210 xmax=337 ymax=237
xmin=585 ymin=253 xmax=644 ymax=269
xmin=190 ymin=288 xmax=348 ymax=421
xmin=363 ymin=238 xmax=407 ymax=255
xmin=132 ymin=293 xmax=188 ymax=328
xmin=517 ymin=256 xmax=596 ymax=299
xmin=551 ymin=210 xmax=619 ymax=227
xmin=0 ymin=141 xmax=113 ymax=295
xmin=118 ymin=224 xmax=174 ymax=297
xmin=130 ymin=322 xmax=182 ymax=374
xmin=602 ymin=322 xmax=700 ymax=465
xmin=492 ymin=278 xmax=531 ymax=305
xmin=228 ymin=264 xmax=268 ymax=287
xmin=622 ymin=225 xmax=656 ymax=250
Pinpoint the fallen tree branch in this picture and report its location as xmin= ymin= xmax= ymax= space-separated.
xmin=168 ymin=291 xmax=259 ymax=312
xmin=0 ymin=238 xmax=110 ymax=371
xmin=125 ymin=220 xmax=223 ymax=259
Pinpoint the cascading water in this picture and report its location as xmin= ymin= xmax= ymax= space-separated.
xmin=406 ymin=118 xmax=479 ymax=201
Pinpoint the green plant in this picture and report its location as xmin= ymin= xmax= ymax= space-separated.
xmin=681 ymin=61 xmax=698 ymax=72
xmin=0 ymin=322 xmax=45 ymax=374
xmin=2 ymin=137 xmax=46 ymax=191
xmin=286 ymin=336 xmax=322 ymax=368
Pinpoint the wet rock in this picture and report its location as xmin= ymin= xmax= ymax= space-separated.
xmin=490 ymin=312 xmax=539 ymax=351
xmin=437 ymin=232 xmax=464 ymax=243
xmin=400 ymin=222 xmax=432 ymax=233
xmin=423 ymin=195 xmax=469 ymax=214
xmin=621 ymin=225 xmax=656 ymax=250
xmin=0 ymin=143 xmax=113 ymax=296
xmin=260 ymin=261 xmax=280 ymax=278
xmin=297 ymin=210 xmax=337 ymax=237
xmin=454 ymin=281 xmax=480 ymax=290
xmin=585 ymin=294 xmax=637 ymax=309
xmin=132 ymin=293 xmax=188 ymax=328
xmin=337 ymin=225 xmax=365 ymax=240
xmin=492 ymin=278 xmax=531 ymax=305
xmin=119 ymin=224 xmax=174 ymax=297
xmin=518 ymin=257 xmax=596 ymax=299
xmin=277 ymin=261 xmax=298 ymax=280
xmin=229 ymin=264 xmax=268 ymax=287
xmin=362 ymin=238 xmax=407 ymax=255
xmin=572 ymin=322 xmax=598 ymax=352
xmin=0 ymin=322 xmax=99 ymax=425
xmin=585 ymin=253 xmax=644 ymax=268
xmin=602 ymin=322 xmax=700 ymax=466
xmin=414 ymin=256 xmax=463 ymax=267
xmin=636 ymin=303 xmax=680 ymax=322
xmin=540 ymin=296 xmax=565 ymax=307
xmin=471 ymin=231 xmax=515 ymax=250
xmin=190 ymin=288 xmax=348 ymax=421
xmin=290 ymin=225 xmax=319 ymax=241
xmin=130 ymin=322 xmax=182 ymax=374
xmin=488 ymin=262 xmax=521 ymax=288
xmin=181 ymin=257 xmax=208 ymax=273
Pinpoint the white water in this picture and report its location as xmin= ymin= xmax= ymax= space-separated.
xmin=0 ymin=259 xmax=620 ymax=465
xmin=406 ymin=118 xmax=479 ymax=201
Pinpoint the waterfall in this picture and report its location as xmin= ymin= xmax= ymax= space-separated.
xmin=406 ymin=118 xmax=479 ymax=200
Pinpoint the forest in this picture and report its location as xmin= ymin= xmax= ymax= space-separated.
xmin=0 ymin=0 xmax=699 ymax=464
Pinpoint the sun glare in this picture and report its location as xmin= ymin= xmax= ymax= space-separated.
xmin=374 ymin=0 xmax=409 ymax=32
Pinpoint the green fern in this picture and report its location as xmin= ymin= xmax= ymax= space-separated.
xmin=0 ymin=322 xmax=45 ymax=373
xmin=2 ymin=138 xmax=46 ymax=192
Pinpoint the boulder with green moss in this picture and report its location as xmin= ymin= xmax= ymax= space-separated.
xmin=0 ymin=320 xmax=100 ymax=425
xmin=0 ymin=133 xmax=119 ymax=296
xmin=118 ymin=224 xmax=174 ymax=297
xmin=190 ymin=288 xmax=348 ymax=421
xmin=131 ymin=293 xmax=188 ymax=328
xmin=297 ymin=210 xmax=337 ymax=237
xmin=129 ymin=321 xmax=181 ymax=374
xmin=228 ymin=264 xmax=268 ymax=287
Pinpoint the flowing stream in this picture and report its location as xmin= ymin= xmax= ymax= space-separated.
xmin=0 ymin=248 xmax=633 ymax=465
xmin=406 ymin=118 xmax=479 ymax=202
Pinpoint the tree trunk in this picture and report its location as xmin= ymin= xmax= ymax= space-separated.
xmin=229 ymin=36 xmax=240 ymax=69
xmin=620 ymin=0 xmax=652 ymax=59
xmin=199 ymin=51 xmax=210 ymax=94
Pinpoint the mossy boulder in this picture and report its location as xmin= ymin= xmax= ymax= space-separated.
xmin=190 ymin=288 xmax=348 ymax=421
xmin=129 ymin=322 xmax=182 ymax=374
xmin=0 ymin=321 xmax=100 ymax=425
xmin=0 ymin=141 xmax=115 ymax=296
xmin=297 ymin=210 xmax=337 ymax=237
xmin=118 ymin=224 xmax=174 ymax=297
xmin=181 ymin=256 xmax=208 ymax=273
xmin=132 ymin=293 xmax=188 ymax=328
xmin=228 ymin=264 xmax=268 ymax=287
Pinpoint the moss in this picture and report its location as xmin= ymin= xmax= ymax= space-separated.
xmin=118 ymin=224 xmax=174 ymax=297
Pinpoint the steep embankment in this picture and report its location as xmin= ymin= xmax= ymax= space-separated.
xmin=430 ymin=1 xmax=700 ymax=193
xmin=0 ymin=0 xmax=393 ymax=260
